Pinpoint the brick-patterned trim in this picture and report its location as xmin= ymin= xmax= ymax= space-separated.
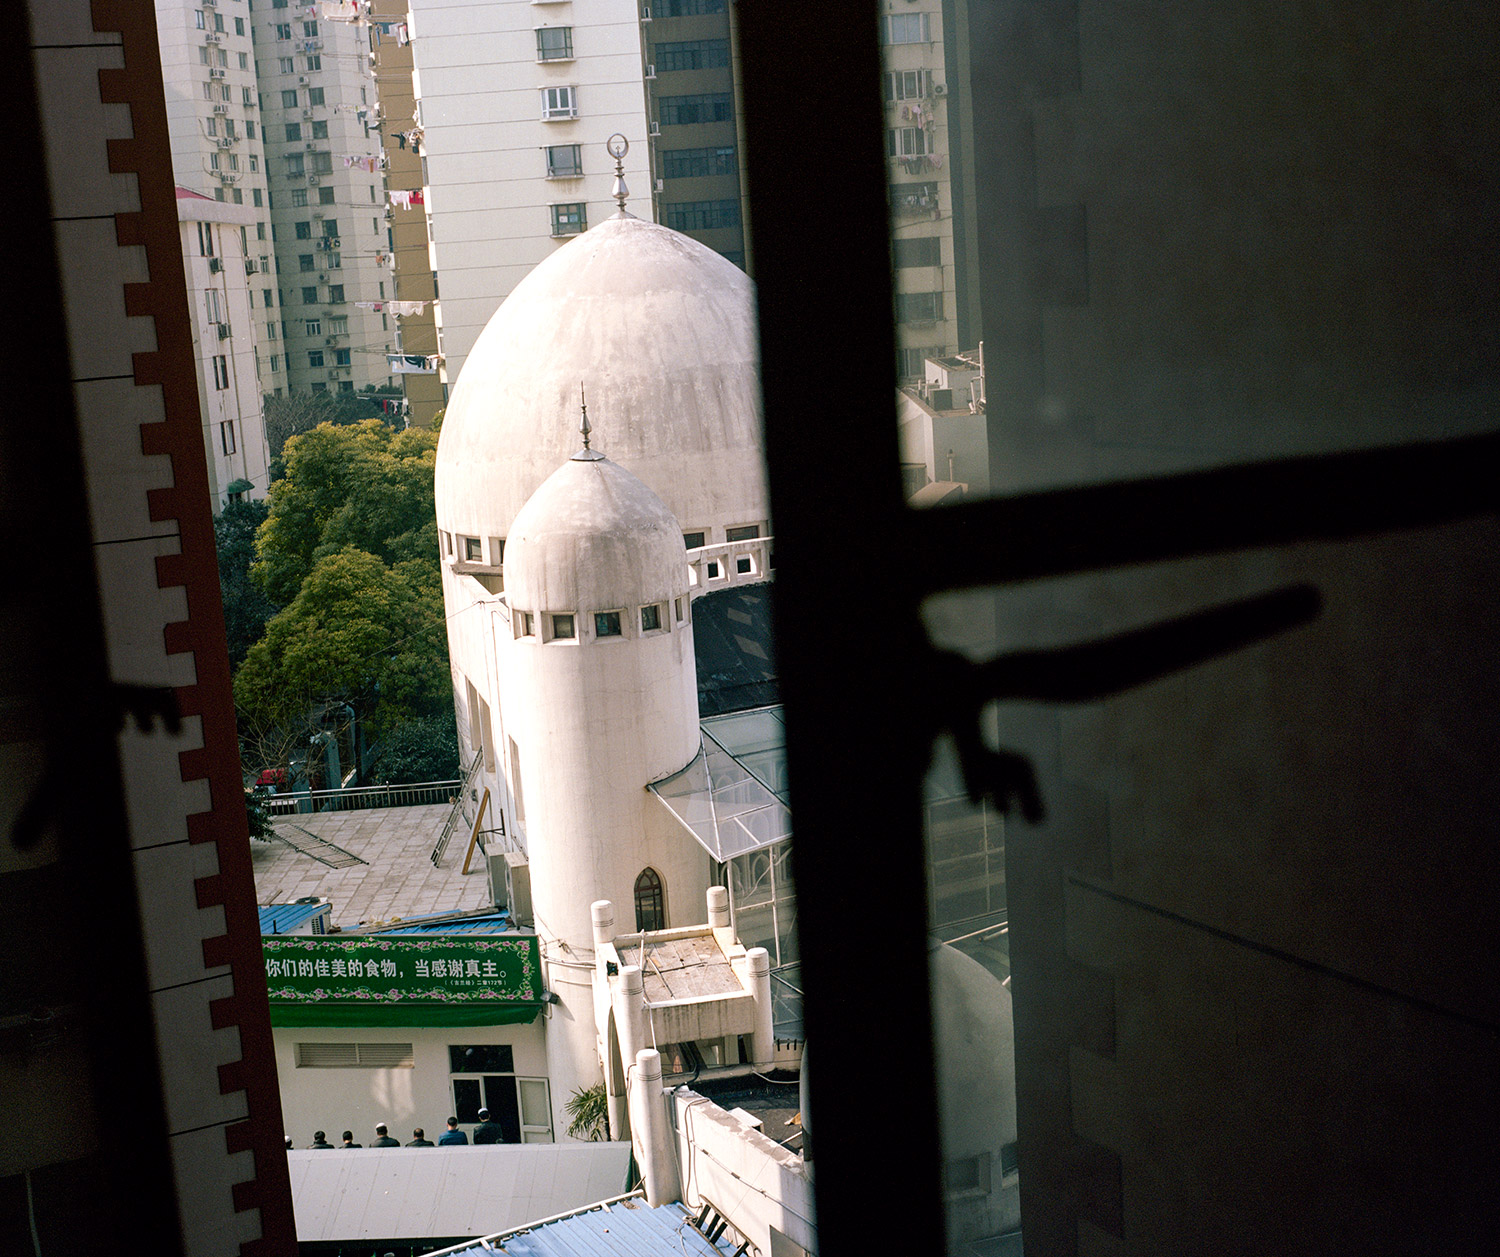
xmin=91 ymin=2 xmax=295 ymax=1252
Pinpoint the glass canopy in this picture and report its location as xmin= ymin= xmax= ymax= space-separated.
xmin=648 ymin=706 xmax=791 ymax=861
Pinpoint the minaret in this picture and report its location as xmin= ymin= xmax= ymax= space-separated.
xmin=498 ymin=412 xmax=704 ymax=1128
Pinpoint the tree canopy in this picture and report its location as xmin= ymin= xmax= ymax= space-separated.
xmin=251 ymin=418 xmax=439 ymax=607
xmin=234 ymin=546 xmax=448 ymax=742
xmin=233 ymin=419 xmax=451 ymax=778
xmin=214 ymin=497 xmax=278 ymax=670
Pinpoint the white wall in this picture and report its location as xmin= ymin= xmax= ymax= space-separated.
xmin=178 ymin=201 xmax=272 ymax=503
xmin=273 ymin=1019 xmax=549 ymax=1145
xmin=671 ymin=1089 xmax=817 ymax=1257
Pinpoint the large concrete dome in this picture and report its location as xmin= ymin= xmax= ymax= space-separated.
xmin=435 ymin=214 xmax=767 ymax=552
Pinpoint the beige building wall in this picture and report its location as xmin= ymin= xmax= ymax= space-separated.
xmin=371 ymin=0 xmax=444 ymax=424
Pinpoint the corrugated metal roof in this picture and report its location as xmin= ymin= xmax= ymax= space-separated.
xmin=258 ymin=902 xmax=327 ymax=934
xmin=439 ymin=1198 xmax=736 ymax=1257
xmin=371 ymin=911 xmax=517 ymax=935
xmin=286 ymin=1144 xmax=634 ymax=1242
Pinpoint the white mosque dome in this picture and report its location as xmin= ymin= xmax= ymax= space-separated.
xmin=505 ymin=451 xmax=689 ymax=616
xmin=435 ymin=214 xmax=767 ymax=551
xmin=930 ymin=941 xmax=1017 ymax=1161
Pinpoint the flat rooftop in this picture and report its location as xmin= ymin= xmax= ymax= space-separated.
xmin=623 ymin=934 xmax=743 ymax=1003
xmin=251 ymin=803 xmax=495 ymax=929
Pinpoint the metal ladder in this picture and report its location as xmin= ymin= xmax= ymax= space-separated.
xmin=430 ymin=750 xmax=483 ymax=867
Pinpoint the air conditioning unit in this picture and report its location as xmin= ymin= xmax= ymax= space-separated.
xmin=649 ymin=121 xmax=660 ymax=136
xmin=205 ymin=32 xmax=222 ymax=44
xmin=212 ymin=103 xmax=229 ymax=115
xmin=654 ymin=178 xmax=664 ymax=192
xmin=328 ymin=369 xmax=340 ymax=379
xmin=217 ymin=323 xmax=232 ymax=340
xmin=932 ymin=82 xmax=948 ymax=96
xmin=329 ymin=237 xmax=341 ymax=248
xmin=217 ymin=136 xmax=233 ymax=148
xmin=325 ymin=337 xmax=335 ymax=346
xmin=298 ymin=76 xmax=309 ymax=85
xmin=305 ymin=142 xmax=315 ymax=150
xmin=210 ymin=67 xmax=225 ymax=79
xmin=245 ymin=259 xmax=258 ymax=274
xmin=302 ymin=108 xmax=314 ymax=118
xmin=644 ymin=64 xmax=656 ymax=79
xmin=208 ymin=257 xmax=223 ymax=273
xmin=308 ymin=175 xmax=320 ymax=184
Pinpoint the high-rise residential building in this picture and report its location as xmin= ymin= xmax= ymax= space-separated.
xmin=177 ymin=187 xmax=274 ymax=502
xmin=371 ymin=0 xmax=443 ymax=425
xmin=253 ymin=0 xmax=396 ymax=395
xmin=155 ymin=0 xmax=278 ymax=447
xmin=879 ymin=0 xmax=980 ymax=380
xmin=404 ymin=0 xmax=748 ymax=388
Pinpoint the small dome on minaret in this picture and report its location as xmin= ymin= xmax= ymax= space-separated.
xmin=504 ymin=446 xmax=688 ymax=618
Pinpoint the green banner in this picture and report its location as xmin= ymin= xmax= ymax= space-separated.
xmin=262 ymin=935 xmax=544 ymax=1027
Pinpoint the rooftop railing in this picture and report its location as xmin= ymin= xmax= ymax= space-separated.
xmin=263 ymin=779 xmax=461 ymax=816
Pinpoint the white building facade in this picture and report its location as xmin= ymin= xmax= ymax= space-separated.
xmin=156 ymin=0 xmax=278 ymax=405
xmin=177 ymin=187 xmax=274 ymax=504
xmin=407 ymin=0 xmax=656 ymax=386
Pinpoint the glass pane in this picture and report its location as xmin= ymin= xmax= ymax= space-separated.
xmin=452 ymin=1077 xmax=481 ymax=1125
xmin=449 ymin=1044 xmax=514 ymax=1074
xmin=484 ymin=1076 xmax=522 ymax=1143
xmin=518 ymin=1078 xmax=550 ymax=1128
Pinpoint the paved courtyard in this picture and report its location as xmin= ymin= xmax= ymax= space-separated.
xmin=250 ymin=803 xmax=497 ymax=928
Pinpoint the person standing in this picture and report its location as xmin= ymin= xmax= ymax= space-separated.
xmin=340 ymin=1130 xmax=362 ymax=1148
xmin=437 ymin=1117 xmax=467 ymax=1146
xmin=406 ymin=1128 xmax=434 ymax=1147
xmin=309 ymin=1131 xmax=333 ymax=1149
xmin=372 ymin=1123 xmax=400 ymax=1147
xmin=472 ymin=1107 xmax=504 ymax=1145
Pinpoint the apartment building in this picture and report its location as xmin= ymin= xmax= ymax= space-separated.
xmin=879 ymin=0 xmax=980 ymax=380
xmin=155 ymin=0 xmax=279 ymax=407
xmin=254 ymin=0 xmax=396 ymax=395
xmin=405 ymin=0 xmax=748 ymax=388
xmin=370 ymin=0 xmax=443 ymax=425
xmin=177 ymin=187 xmax=274 ymax=502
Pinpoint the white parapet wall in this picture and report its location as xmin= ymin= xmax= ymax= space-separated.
xmin=671 ymin=1087 xmax=816 ymax=1257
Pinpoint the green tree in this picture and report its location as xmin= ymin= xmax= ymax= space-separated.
xmin=564 ymin=1083 xmax=610 ymax=1141
xmin=235 ymin=546 xmax=450 ymax=746
xmin=262 ymin=389 xmax=383 ymax=464
xmin=251 ymin=419 xmax=439 ymax=607
xmin=368 ymin=712 xmax=461 ymax=785
xmin=214 ymin=497 xmax=279 ymax=670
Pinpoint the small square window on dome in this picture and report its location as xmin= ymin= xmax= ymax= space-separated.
xmin=550 ymin=614 xmax=575 ymax=640
xmin=640 ymin=604 xmax=661 ymax=633
xmin=595 ymin=611 xmax=622 ymax=638
xmin=515 ymin=611 xmax=535 ymax=639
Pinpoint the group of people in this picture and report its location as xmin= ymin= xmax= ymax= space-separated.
xmin=297 ymin=1109 xmax=508 ymax=1149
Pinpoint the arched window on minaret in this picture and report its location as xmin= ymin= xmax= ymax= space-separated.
xmin=634 ymin=868 xmax=665 ymax=932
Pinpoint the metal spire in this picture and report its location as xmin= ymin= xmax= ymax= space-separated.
xmin=607 ymin=134 xmax=630 ymax=215
xmin=573 ymin=383 xmax=604 ymax=460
